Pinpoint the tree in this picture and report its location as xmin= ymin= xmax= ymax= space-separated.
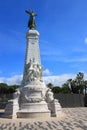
xmin=66 ymin=72 xmax=85 ymax=94
xmin=75 ymin=72 xmax=84 ymax=93
xmin=52 ymin=86 xmax=61 ymax=93
xmin=0 ymin=83 xmax=8 ymax=94
xmin=47 ymin=83 xmax=53 ymax=89
xmin=84 ymin=80 xmax=87 ymax=95
xmin=61 ymin=83 xmax=71 ymax=93
xmin=8 ymin=85 xmax=19 ymax=93
xmin=0 ymin=83 xmax=19 ymax=94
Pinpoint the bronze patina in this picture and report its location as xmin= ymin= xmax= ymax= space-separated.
xmin=25 ymin=9 xmax=37 ymax=29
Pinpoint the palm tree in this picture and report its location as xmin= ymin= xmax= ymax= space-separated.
xmin=84 ymin=80 xmax=87 ymax=95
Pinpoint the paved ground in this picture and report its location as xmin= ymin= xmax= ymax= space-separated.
xmin=0 ymin=108 xmax=87 ymax=130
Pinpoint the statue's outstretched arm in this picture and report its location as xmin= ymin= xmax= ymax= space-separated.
xmin=25 ymin=10 xmax=31 ymax=15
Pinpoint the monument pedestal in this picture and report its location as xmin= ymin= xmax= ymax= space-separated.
xmin=17 ymin=101 xmax=50 ymax=118
xmin=3 ymin=99 xmax=19 ymax=118
xmin=18 ymin=80 xmax=50 ymax=118
xmin=47 ymin=99 xmax=62 ymax=117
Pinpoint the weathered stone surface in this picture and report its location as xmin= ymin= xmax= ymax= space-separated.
xmin=17 ymin=29 xmax=51 ymax=118
xmin=3 ymin=99 xmax=19 ymax=119
xmin=25 ymin=30 xmax=40 ymax=65
xmin=4 ymin=28 xmax=62 ymax=118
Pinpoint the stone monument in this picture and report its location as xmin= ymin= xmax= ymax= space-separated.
xmin=4 ymin=9 xmax=62 ymax=118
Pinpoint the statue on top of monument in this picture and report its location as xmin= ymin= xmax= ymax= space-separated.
xmin=25 ymin=9 xmax=37 ymax=30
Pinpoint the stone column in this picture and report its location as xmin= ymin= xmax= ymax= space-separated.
xmin=17 ymin=29 xmax=50 ymax=118
xmin=25 ymin=30 xmax=41 ymax=65
xmin=22 ymin=30 xmax=42 ymax=86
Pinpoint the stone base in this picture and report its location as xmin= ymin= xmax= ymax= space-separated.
xmin=47 ymin=99 xmax=62 ymax=117
xmin=17 ymin=111 xmax=50 ymax=118
xmin=3 ymin=99 xmax=19 ymax=119
xmin=20 ymin=81 xmax=47 ymax=104
xmin=17 ymin=100 xmax=50 ymax=118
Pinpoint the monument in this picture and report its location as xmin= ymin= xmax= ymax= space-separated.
xmin=4 ymin=9 xmax=62 ymax=118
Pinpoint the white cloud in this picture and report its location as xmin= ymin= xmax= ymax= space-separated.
xmin=6 ymin=75 xmax=23 ymax=85
xmin=43 ymin=74 xmax=75 ymax=86
xmin=0 ymin=77 xmax=5 ymax=83
xmin=84 ymin=73 xmax=87 ymax=79
xmin=84 ymin=37 xmax=87 ymax=44
xmin=43 ymin=69 xmax=51 ymax=76
xmin=0 ymin=75 xmax=23 ymax=85
xmin=0 ymin=73 xmax=87 ymax=86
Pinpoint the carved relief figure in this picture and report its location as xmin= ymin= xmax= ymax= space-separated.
xmin=23 ymin=58 xmax=43 ymax=83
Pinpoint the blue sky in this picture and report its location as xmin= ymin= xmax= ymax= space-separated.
xmin=0 ymin=0 xmax=87 ymax=85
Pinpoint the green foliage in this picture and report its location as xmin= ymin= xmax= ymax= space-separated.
xmin=0 ymin=83 xmax=19 ymax=94
xmin=52 ymin=85 xmax=71 ymax=94
xmin=0 ymin=72 xmax=87 ymax=94
xmin=48 ymin=72 xmax=87 ymax=94
xmin=47 ymin=83 xmax=53 ymax=89
xmin=0 ymin=83 xmax=8 ymax=93
xmin=52 ymin=86 xmax=61 ymax=93
xmin=84 ymin=80 xmax=87 ymax=95
xmin=61 ymin=83 xmax=71 ymax=93
xmin=67 ymin=72 xmax=85 ymax=94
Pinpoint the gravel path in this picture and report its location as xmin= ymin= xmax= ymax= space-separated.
xmin=0 ymin=108 xmax=87 ymax=130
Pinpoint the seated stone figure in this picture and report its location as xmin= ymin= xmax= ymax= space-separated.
xmin=13 ymin=89 xmax=20 ymax=100
xmin=45 ymin=88 xmax=54 ymax=103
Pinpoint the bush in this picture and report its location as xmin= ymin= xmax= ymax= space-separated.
xmin=0 ymin=83 xmax=19 ymax=94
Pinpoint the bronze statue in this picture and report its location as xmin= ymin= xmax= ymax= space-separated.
xmin=25 ymin=9 xmax=37 ymax=29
